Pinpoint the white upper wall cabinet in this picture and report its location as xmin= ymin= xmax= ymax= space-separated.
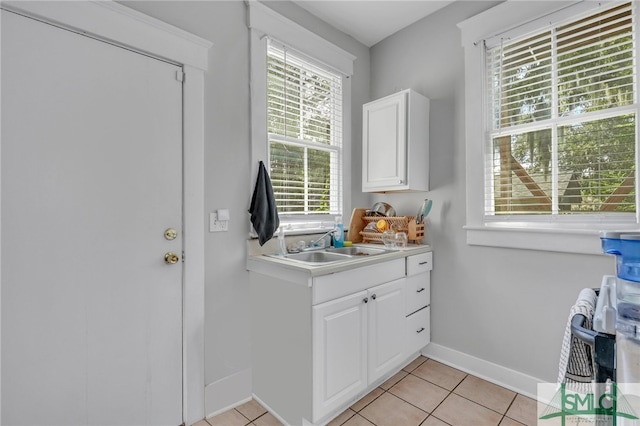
xmin=362 ymin=89 xmax=430 ymax=193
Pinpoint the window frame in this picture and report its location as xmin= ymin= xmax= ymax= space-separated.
xmin=459 ymin=0 xmax=640 ymax=254
xmin=266 ymin=41 xmax=343 ymax=217
xmin=248 ymin=1 xmax=354 ymax=235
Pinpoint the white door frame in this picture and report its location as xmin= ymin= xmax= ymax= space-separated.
xmin=0 ymin=2 xmax=211 ymax=425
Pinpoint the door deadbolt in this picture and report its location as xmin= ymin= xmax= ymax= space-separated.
xmin=164 ymin=252 xmax=180 ymax=265
xmin=164 ymin=228 xmax=178 ymax=241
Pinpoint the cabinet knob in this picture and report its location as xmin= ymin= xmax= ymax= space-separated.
xmin=417 ymin=327 xmax=425 ymax=334
xmin=371 ymin=294 xmax=377 ymax=300
xmin=417 ymin=288 xmax=425 ymax=293
xmin=363 ymin=297 xmax=369 ymax=304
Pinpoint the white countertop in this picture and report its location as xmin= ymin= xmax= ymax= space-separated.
xmin=246 ymin=243 xmax=432 ymax=278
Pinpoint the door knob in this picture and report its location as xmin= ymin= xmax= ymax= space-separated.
xmin=164 ymin=252 xmax=180 ymax=264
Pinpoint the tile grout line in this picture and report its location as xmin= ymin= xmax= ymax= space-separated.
xmin=446 ymin=375 xmax=523 ymax=426
xmin=418 ymin=371 xmax=462 ymax=425
xmin=235 ymin=408 xmax=253 ymax=425
xmin=403 ymin=369 xmax=523 ymax=426
xmin=421 ymin=413 xmax=452 ymax=426
xmin=249 ymin=410 xmax=271 ymax=425
xmin=380 ymin=363 xmax=515 ymax=425
xmin=388 ymin=372 xmax=450 ymax=415
xmin=499 ymin=393 xmax=523 ymax=426
xmin=372 ymin=365 xmax=463 ymax=425
xmin=407 ymin=366 xmax=527 ymax=424
xmin=361 ymin=387 xmax=389 ymax=424
xmin=419 ymin=383 xmax=454 ymax=426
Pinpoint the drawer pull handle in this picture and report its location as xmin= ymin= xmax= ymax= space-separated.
xmin=417 ymin=327 xmax=425 ymax=334
xmin=419 ymin=261 xmax=429 ymax=265
xmin=417 ymin=288 xmax=425 ymax=293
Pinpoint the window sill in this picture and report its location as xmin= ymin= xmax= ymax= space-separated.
xmin=464 ymin=223 xmax=640 ymax=255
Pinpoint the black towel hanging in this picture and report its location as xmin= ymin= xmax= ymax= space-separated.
xmin=249 ymin=161 xmax=280 ymax=246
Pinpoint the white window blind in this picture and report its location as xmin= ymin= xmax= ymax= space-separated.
xmin=267 ymin=41 xmax=343 ymax=216
xmin=485 ymin=2 xmax=636 ymax=218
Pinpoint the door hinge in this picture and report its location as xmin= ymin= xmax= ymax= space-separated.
xmin=176 ymin=70 xmax=185 ymax=82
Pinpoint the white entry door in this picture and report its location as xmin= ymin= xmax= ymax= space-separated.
xmin=2 ymin=10 xmax=183 ymax=426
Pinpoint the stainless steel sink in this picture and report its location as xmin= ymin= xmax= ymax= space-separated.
xmin=325 ymin=246 xmax=389 ymax=256
xmin=266 ymin=251 xmax=352 ymax=264
xmin=265 ymin=245 xmax=391 ymax=265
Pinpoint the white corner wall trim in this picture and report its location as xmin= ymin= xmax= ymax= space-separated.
xmin=246 ymin=0 xmax=355 ymax=76
xmin=422 ymin=343 xmax=545 ymax=400
xmin=205 ymin=368 xmax=253 ymax=418
xmin=2 ymin=0 xmax=212 ymax=70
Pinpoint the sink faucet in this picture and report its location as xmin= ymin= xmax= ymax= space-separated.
xmin=308 ymin=227 xmax=338 ymax=249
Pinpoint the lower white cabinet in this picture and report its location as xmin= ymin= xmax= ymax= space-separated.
xmin=312 ymin=278 xmax=406 ymax=421
xmin=248 ymin=251 xmax=432 ymax=426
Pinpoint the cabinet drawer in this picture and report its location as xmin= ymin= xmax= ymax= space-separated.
xmin=406 ymin=307 xmax=430 ymax=355
xmin=405 ymin=273 xmax=430 ymax=315
xmin=406 ymin=252 xmax=432 ymax=276
xmin=313 ymin=258 xmax=405 ymax=305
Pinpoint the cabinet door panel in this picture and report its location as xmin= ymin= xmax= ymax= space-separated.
xmin=362 ymin=92 xmax=407 ymax=190
xmin=368 ymin=279 xmax=406 ymax=384
xmin=313 ymin=291 xmax=368 ymax=421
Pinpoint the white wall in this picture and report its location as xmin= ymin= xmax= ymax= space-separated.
xmin=120 ymin=0 xmax=369 ymax=416
xmin=120 ymin=0 xmax=617 ymax=415
xmin=368 ymin=1 xmax=614 ymax=387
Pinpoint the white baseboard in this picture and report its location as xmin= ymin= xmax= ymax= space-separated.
xmin=204 ymin=368 xmax=252 ymax=419
xmin=421 ymin=343 xmax=545 ymax=399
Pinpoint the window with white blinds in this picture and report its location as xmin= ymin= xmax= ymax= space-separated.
xmin=485 ymin=2 xmax=636 ymax=218
xmin=267 ymin=41 xmax=343 ymax=216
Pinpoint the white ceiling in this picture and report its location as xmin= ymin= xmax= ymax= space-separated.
xmin=291 ymin=1 xmax=455 ymax=47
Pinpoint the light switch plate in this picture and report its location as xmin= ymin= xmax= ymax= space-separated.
xmin=209 ymin=212 xmax=228 ymax=232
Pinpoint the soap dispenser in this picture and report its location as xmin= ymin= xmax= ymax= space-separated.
xmin=333 ymin=216 xmax=344 ymax=248
xmin=278 ymin=227 xmax=287 ymax=255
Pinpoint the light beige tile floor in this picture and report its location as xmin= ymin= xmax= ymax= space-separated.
xmin=197 ymin=356 xmax=538 ymax=426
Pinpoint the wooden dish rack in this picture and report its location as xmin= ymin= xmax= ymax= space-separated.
xmin=348 ymin=208 xmax=425 ymax=244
